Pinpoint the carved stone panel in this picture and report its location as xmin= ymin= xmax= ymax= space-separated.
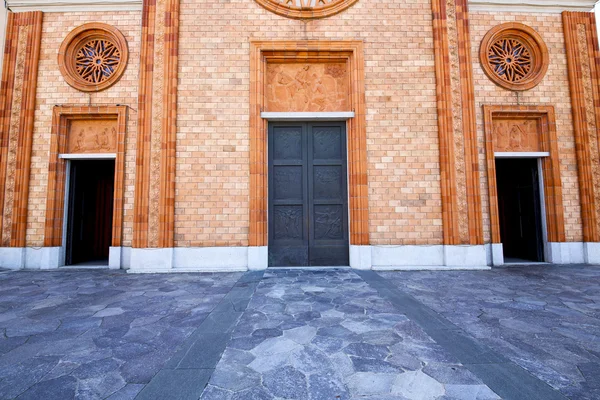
xmin=67 ymin=119 xmax=118 ymax=153
xmin=492 ymin=118 xmax=540 ymax=152
xmin=265 ymin=63 xmax=349 ymax=112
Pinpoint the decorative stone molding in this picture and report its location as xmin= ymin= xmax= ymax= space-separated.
xmin=44 ymin=106 xmax=128 ymax=248
xmin=480 ymin=23 xmax=549 ymax=91
xmin=249 ymin=41 xmax=368 ymax=247
xmin=58 ymin=23 xmax=128 ymax=93
xmin=0 ymin=11 xmax=42 ymax=248
xmin=563 ymin=12 xmax=600 ymax=243
xmin=468 ymin=0 xmax=595 ymax=13
xmin=133 ymin=0 xmax=179 ymax=249
xmin=483 ymin=105 xmax=565 ymax=244
xmin=253 ymin=0 xmax=358 ymax=19
xmin=431 ymin=0 xmax=483 ymax=246
xmin=6 ymin=0 xmax=142 ymax=12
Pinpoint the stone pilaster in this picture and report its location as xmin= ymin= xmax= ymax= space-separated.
xmin=431 ymin=0 xmax=483 ymax=245
xmin=133 ymin=0 xmax=179 ymax=248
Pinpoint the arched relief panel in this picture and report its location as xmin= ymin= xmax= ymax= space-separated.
xmin=249 ymin=41 xmax=368 ymax=247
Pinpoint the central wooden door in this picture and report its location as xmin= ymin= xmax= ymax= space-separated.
xmin=268 ymin=122 xmax=349 ymax=267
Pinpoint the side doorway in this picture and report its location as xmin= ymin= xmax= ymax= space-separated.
xmin=65 ymin=160 xmax=115 ymax=266
xmin=496 ymin=158 xmax=545 ymax=262
xmin=268 ymin=122 xmax=349 ymax=267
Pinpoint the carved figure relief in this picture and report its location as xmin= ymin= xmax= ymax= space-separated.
xmin=67 ymin=119 xmax=118 ymax=153
xmin=493 ymin=119 xmax=540 ymax=152
xmin=266 ymin=63 xmax=349 ymax=112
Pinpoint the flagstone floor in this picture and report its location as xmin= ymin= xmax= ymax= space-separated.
xmin=0 ymin=265 xmax=598 ymax=399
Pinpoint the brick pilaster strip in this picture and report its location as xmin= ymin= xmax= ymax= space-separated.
xmin=431 ymin=0 xmax=483 ymax=245
xmin=133 ymin=0 xmax=179 ymax=248
xmin=563 ymin=11 xmax=600 ymax=243
xmin=0 ymin=11 xmax=42 ymax=247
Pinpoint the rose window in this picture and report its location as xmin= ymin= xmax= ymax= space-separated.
xmin=75 ymin=39 xmax=121 ymax=85
xmin=480 ymin=23 xmax=548 ymax=91
xmin=59 ymin=23 xmax=128 ymax=92
xmin=254 ymin=0 xmax=358 ymax=19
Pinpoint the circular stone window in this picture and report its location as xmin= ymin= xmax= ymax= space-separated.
xmin=480 ymin=23 xmax=548 ymax=91
xmin=58 ymin=23 xmax=129 ymax=92
xmin=254 ymin=0 xmax=358 ymax=19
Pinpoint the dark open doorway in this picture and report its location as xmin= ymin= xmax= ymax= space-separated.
xmin=66 ymin=160 xmax=115 ymax=266
xmin=496 ymin=158 xmax=545 ymax=263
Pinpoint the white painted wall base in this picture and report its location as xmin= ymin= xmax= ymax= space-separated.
xmin=248 ymin=246 xmax=268 ymax=270
xmin=547 ymin=242 xmax=586 ymax=264
xmin=0 ymin=247 xmax=25 ymax=269
xmin=488 ymin=243 xmax=504 ymax=266
xmin=349 ymin=245 xmax=372 ymax=270
xmin=128 ymin=248 xmax=173 ymax=272
xmin=369 ymin=245 xmax=490 ymax=270
xmin=4 ymin=242 xmax=600 ymax=271
xmin=0 ymin=247 xmax=61 ymax=269
xmin=127 ymin=246 xmax=250 ymax=273
xmin=584 ymin=242 xmax=600 ymax=264
xmin=173 ymin=247 xmax=247 ymax=272
xmin=108 ymin=247 xmax=122 ymax=269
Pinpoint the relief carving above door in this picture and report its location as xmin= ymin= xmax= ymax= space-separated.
xmin=265 ymin=63 xmax=349 ymax=112
xmin=67 ymin=119 xmax=118 ymax=153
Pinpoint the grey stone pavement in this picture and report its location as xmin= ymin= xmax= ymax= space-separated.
xmin=0 ymin=265 xmax=598 ymax=399
xmin=380 ymin=265 xmax=600 ymax=400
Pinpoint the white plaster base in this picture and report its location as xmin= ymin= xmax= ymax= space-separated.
xmin=0 ymin=247 xmax=25 ymax=269
xmin=128 ymin=248 xmax=173 ymax=272
xmin=248 ymin=246 xmax=268 ymax=270
xmin=547 ymin=242 xmax=586 ymax=264
xmin=370 ymin=245 xmax=490 ymax=270
xmin=173 ymin=247 xmax=247 ymax=272
xmin=488 ymin=243 xmax=504 ymax=266
xmin=0 ymin=247 xmax=61 ymax=269
xmin=349 ymin=245 xmax=372 ymax=270
xmin=584 ymin=242 xmax=600 ymax=264
xmin=108 ymin=247 xmax=122 ymax=270
xmin=127 ymin=247 xmax=249 ymax=273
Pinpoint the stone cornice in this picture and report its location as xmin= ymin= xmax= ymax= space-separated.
xmin=3 ymin=0 xmax=596 ymax=13
xmin=469 ymin=0 xmax=596 ymax=13
xmin=6 ymin=0 xmax=142 ymax=13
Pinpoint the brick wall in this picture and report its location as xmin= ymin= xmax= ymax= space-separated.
xmin=176 ymin=0 xmax=442 ymax=247
xmin=26 ymin=11 xmax=140 ymax=246
xmin=470 ymin=12 xmax=582 ymax=243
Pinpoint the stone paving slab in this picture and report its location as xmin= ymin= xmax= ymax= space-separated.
xmin=201 ymin=269 xmax=501 ymax=400
xmin=379 ymin=265 xmax=600 ymax=400
xmin=0 ymin=269 xmax=242 ymax=399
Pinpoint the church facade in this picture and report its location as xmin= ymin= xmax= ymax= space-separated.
xmin=0 ymin=0 xmax=599 ymax=271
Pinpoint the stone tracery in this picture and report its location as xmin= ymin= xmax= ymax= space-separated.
xmin=480 ymin=23 xmax=548 ymax=91
xmin=58 ymin=23 xmax=128 ymax=92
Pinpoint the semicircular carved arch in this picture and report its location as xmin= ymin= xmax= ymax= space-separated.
xmin=480 ymin=23 xmax=549 ymax=91
xmin=58 ymin=23 xmax=129 ymax=92
xmin=254 ymin=0 xmax=359 ymax=19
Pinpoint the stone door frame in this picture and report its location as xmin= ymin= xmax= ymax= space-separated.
xmin=44 ymin=106 xmax=128 ymax=259
xmin=249 ymin=40 xmax=368 ymax=251
xmin=483 ymin=105 xmax=565 ymax=252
